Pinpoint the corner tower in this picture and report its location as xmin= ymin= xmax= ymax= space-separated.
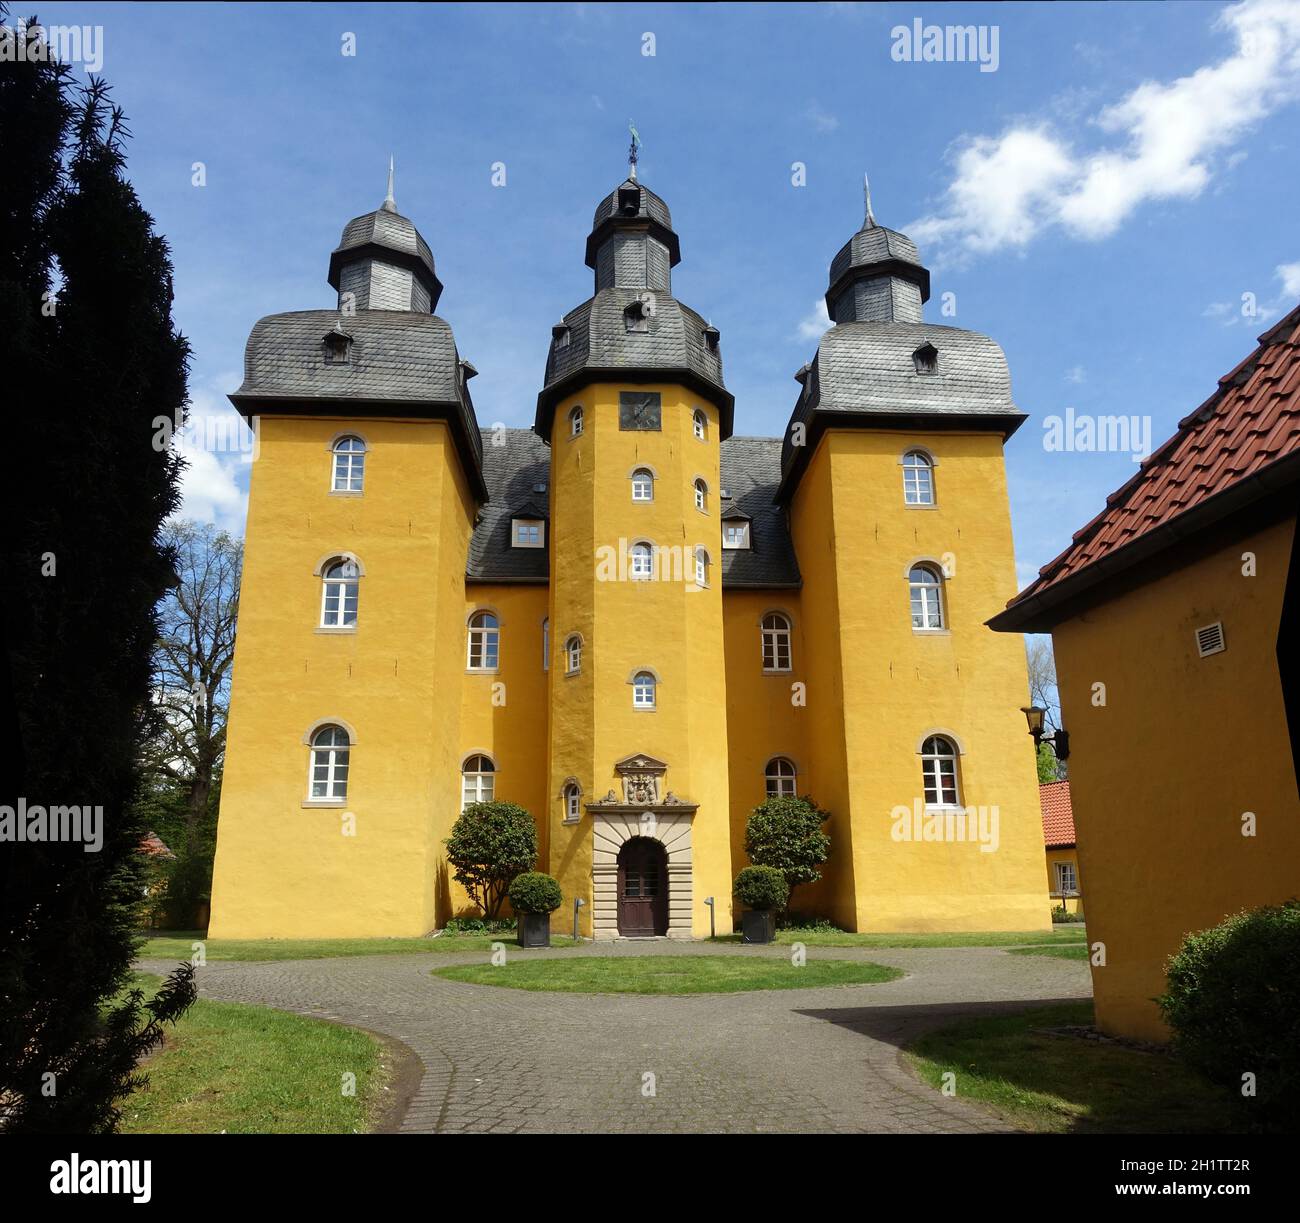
xmin=778 ymin=182 xmax=1048 ymax=932
xmin=209 ymin=170 xmax=484 ymax=938
xmin=536 ymin=163 xmax=734 ymax=939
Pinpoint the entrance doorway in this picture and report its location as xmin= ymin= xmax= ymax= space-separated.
xmin=616 ymin=837 xmax=668 ymax=936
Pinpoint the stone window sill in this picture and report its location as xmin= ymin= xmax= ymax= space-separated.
xmin=302 ymin=798 xmax=346 ymax=808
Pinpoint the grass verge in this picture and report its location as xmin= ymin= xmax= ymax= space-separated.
xmin=1007 ymin=943 xmax=1090 ymax=961
xmin=906 ymin=1002 xmax=1238 ymax=1133
xmin=712 ymin=927 xmax=1086 ymax=949
xmin=120 ymin=974 xmax=387 ymax=1133
xmin=432 ymin=954 xmax=902 ymax=995
xmin=138 ymin=931 xmax=581 ymax=961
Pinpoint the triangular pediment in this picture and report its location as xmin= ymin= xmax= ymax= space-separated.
xmin=613 ymin=753 xmax=669 ymax=774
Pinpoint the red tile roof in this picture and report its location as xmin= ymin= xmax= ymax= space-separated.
xmin=138 ymin=831 xmax=174 ymax=858
xmin=1040 ymin=780 xmax=1075 ymax=848
xmin=992 ymin=304 xmax=1300 ymax=630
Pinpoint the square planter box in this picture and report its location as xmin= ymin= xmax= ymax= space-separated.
xmin=741 ymin=909 xmax=776 ymax=944
xmin=517 ymin=912 xmax=551 ymax=948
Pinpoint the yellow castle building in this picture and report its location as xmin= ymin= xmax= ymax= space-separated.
xmin=208 ymin=166 xmax=1050 ymax=940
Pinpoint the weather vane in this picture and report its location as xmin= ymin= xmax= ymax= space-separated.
xmin=628 ymin=120 xmax=642 ymax=181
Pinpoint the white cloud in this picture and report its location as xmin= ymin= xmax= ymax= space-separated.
xmin=803 ymin=100 xmax=840 ymax=133
xmin=1278 ymin=260 xmax=1300 ymax=297
xmin=1064 ymin=365 xmax=1086 ymax=384
xmin=169 ymin=374 xmax=249 ymax=536
xmin=910 ymin=0 xmax=1300 ymax=257
xmin=796 ymin=298 xmax=831 ymax=341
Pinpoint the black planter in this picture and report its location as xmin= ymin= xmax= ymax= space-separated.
xmin=518 ymin=912 xmax=551 ymax=947
xmin=741 ymin=909 xmax=776 ymax=944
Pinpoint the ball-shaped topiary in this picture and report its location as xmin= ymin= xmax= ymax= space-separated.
xmin=508 ymin=871 xmax=564 ymax=915
xmin=1158 ymin=900 xmax=1300 ymax=1130
xmin=734 ymin=865 xmax=789 ymax=912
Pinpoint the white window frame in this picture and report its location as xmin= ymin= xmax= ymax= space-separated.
xmin=542 ymin=618 xmax=549 ymax=671
xmin=569 ymin=406 xmax=584 ymax=438
xmin=512 ymin=519 xmax=545 ymax=548
xmin=631 ymin=468 xmax=654 ymax=502
xmin=309 ymin=725 xmax=351 ymax=800
xmin=723 ymin=521 xmax=750 ymax=549
xmin=320 ymin=558 xmax=360 ymax=628
xmin=694 ymin=479 xmax=707 ymax=512
xmin=693 ymin=409 xmax=706 ymax=441
xmin=332 ymin=436 xmax=366 ymax=493
xmin=564 ymin=634 xmax=582 ymax=674
xmin=563 ymin=783 xmax=581 ymax=823
xmin=909 ymin=564 xmax=945 ymax=630
xmin=761 ymin=613 xmax=792 ymax=672
xmin=461 ymin=755 xmax=496 ymax=809
xmin=694 ymin=548 xmax=710 ymax=588
xmin=903 ymin=450 xmax=935 ymax=506
xmin=466 ymin=612 xmax=500 ymax=670
xmin=630 ymin=542 xmax=654 ymax=580
xmin=1056 ymin=861 xmax=1078 ymax=894
xmin=632 ymin=671 xmax=657 ymax=709
xmin=921 ymin=736 xmax=960 ymax=808
xmin=765 ymin=757 xmax=797 ymax=797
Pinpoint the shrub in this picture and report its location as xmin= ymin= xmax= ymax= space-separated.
xmin=1157 ymin=900 xmax=1300 ymax=1130
xmin=1051 ymin=904 xmax=1085 ymax=924
xmin=444 ymin=802 xmax=539 ymax=919
xmin=443 ymin=917 xmax=516 ymax=934
xmin=509 ymin=872 xmax=563 ymax=915
xmin=744 ymin=795 xmax=831 ymax=908
xmin=734 ymin=866 xmax=789 ymax=912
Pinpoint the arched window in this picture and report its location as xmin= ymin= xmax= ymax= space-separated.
xmin=630 ymin=542 xmax=654 ymax=580
xmin=569 ymin=405 xmax=584 ymax=438
xmin=765 ymin=756 xmax=797 ymax=798
xmin=542 ymin=618 xmax=549 ymax=671
xmin=461 ymin=754 xmax=496 ymax=809
xmin=921 ymin=736 xmax=960 ymax=807
xmin=467 ymin=611 xmax=500 ymax=669
xmin=309 ymin=725 xmax=351 ymax=800
xmin=902 ymin=450 xmax=934 ymax=505
xmin=632 ymin=671 xmax=657 ymax=709
xmin=693 ymin=409 xmax=707 ymax=441
xmin=332 ymin=435 xmax=366 ymax=492
xmin=694 ymin=547 xmax=710 ymax=588
xmin=563 ymin=782 xmax=581 ymax=822
xmin=631 ymin=468 xmax=654 ymax=502
xmin=320 ymin=558 xmax=360 ymax=627
xmin=761 ymin=612 xmax=793 ymax=671
xmin=909 ymin=564 xmax=945 ymax=630
xmin=693 ymin=478 xmax=708 ymax=512
xmin=564 ymin=634 xmax=582 ymax=674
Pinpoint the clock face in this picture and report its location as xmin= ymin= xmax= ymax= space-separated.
xmin=619 ymin=391 xmax=662 ymax=431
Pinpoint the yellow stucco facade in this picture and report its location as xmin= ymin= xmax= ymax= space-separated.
xmin=1048 ymin=511 xmax=1299 ymax=1040
xmin=209 ymin=173 xmax=1052 ymax=942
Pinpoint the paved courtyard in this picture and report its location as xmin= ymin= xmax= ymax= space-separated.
xmin=138 ymin=940 xmax=1091 ymax=1134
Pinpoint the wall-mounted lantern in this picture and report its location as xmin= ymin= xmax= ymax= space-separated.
xmin=1021 ymin=705 xmax=1070 ymax=761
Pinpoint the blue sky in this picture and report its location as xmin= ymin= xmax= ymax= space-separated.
xmin=30 ymin=0 xmax=1300 ymax=590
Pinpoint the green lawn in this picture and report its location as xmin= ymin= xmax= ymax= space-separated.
xmin=713 ymin=927 xmax=1086 ymax=949
xmin=432 ymin=954 xmax=903 ymax=995
xmin=906 ymin=1002 xmax=1238 ymax=1134
xmin=138 ymin=930 xmax=581 ymax=961
xmin=1007 ymin=943 xmax=1090 ymax=961
xmin=120 ymin=975 xmax=386 ymax=1134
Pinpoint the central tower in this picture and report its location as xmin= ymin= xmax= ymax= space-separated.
xmin=535 ymin=168 xmax=734 ymax=938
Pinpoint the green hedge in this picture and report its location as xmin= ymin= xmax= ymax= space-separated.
xmin=508 ymin=872 xmax=563 ymax=915
xmin=1158 ymin=900 xmax=1300 ymax=1130
xmin=734 ymin=865 xmax=789 ymax=912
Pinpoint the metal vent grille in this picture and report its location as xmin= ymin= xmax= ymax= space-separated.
xmin=1195 ymin=622 xmax=1226 ymax=658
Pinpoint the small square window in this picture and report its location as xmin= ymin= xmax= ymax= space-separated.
xmin=512 ymin=519 xmax=545 ymax=548
xmin=723 ymin=522 xmax=751 ymax=549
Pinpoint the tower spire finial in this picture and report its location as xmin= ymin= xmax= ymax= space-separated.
xmin=628 ymin=120 xmax=641 ymax=181
xmin=863 ymin=173 xmax=876 ymax=228
xmin=382 ymin=155 xmax=396 ymax=212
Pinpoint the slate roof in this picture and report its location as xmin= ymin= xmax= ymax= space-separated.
xmin=1039 ymin=781 xmax=1075 ymax=848
xmin=720 ymin=437 xmax=802 ymax=588
xmin=591 ymin=179 xmax=673 ymax=233
xmin=536 ymin=288 xmax=733 ymax=438
xmin=468 ymin=428 xmax=550 ymax=583
xmin=467 ymin=429 xmax=800 ymax=588
xmin=778 ymin=320 xmax=1026 ymax=498
xmin=992 ymin=303 xmax=1300 ymax=631
xmin=331 ymin=206 xmax=436 ymax=279
xmin=828 ymin=224 xmax=924 ymax=285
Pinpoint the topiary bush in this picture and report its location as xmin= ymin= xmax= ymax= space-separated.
xmin=444 ymin=802 xmax=539 ymax=919
xmin=744 ymin=795 xmax=830 ymax=909
xmin=734 ymin=865 xmax=789 ymax=912
xmin=508 ymin=872 xmax=563 ymax=915
xmin=1157 ymin=900 xmax=1300 ymax=1130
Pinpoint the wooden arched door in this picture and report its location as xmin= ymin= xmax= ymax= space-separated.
xmin=617 ymin=837 xmax=668 ymax=937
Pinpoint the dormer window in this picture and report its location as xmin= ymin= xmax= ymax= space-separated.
xmin=723 ymin=520 xmax=751 ymax=550
xmin=703 ymin=324 xmax=720 ymax=352
xmin=913 ymin=342 xmax=939 ymax=375
xmin=511 ymin=519 xmax=545 ymax=548
xmin=552 ymin=322 xmax=571 ymax=350
xmin=322 ymin=327 xmax=353 ymax=365
xmin=617 ymin=185 xmax=640 ymax=214
xmin=625 ymin=297 xmax=653 ymax=334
